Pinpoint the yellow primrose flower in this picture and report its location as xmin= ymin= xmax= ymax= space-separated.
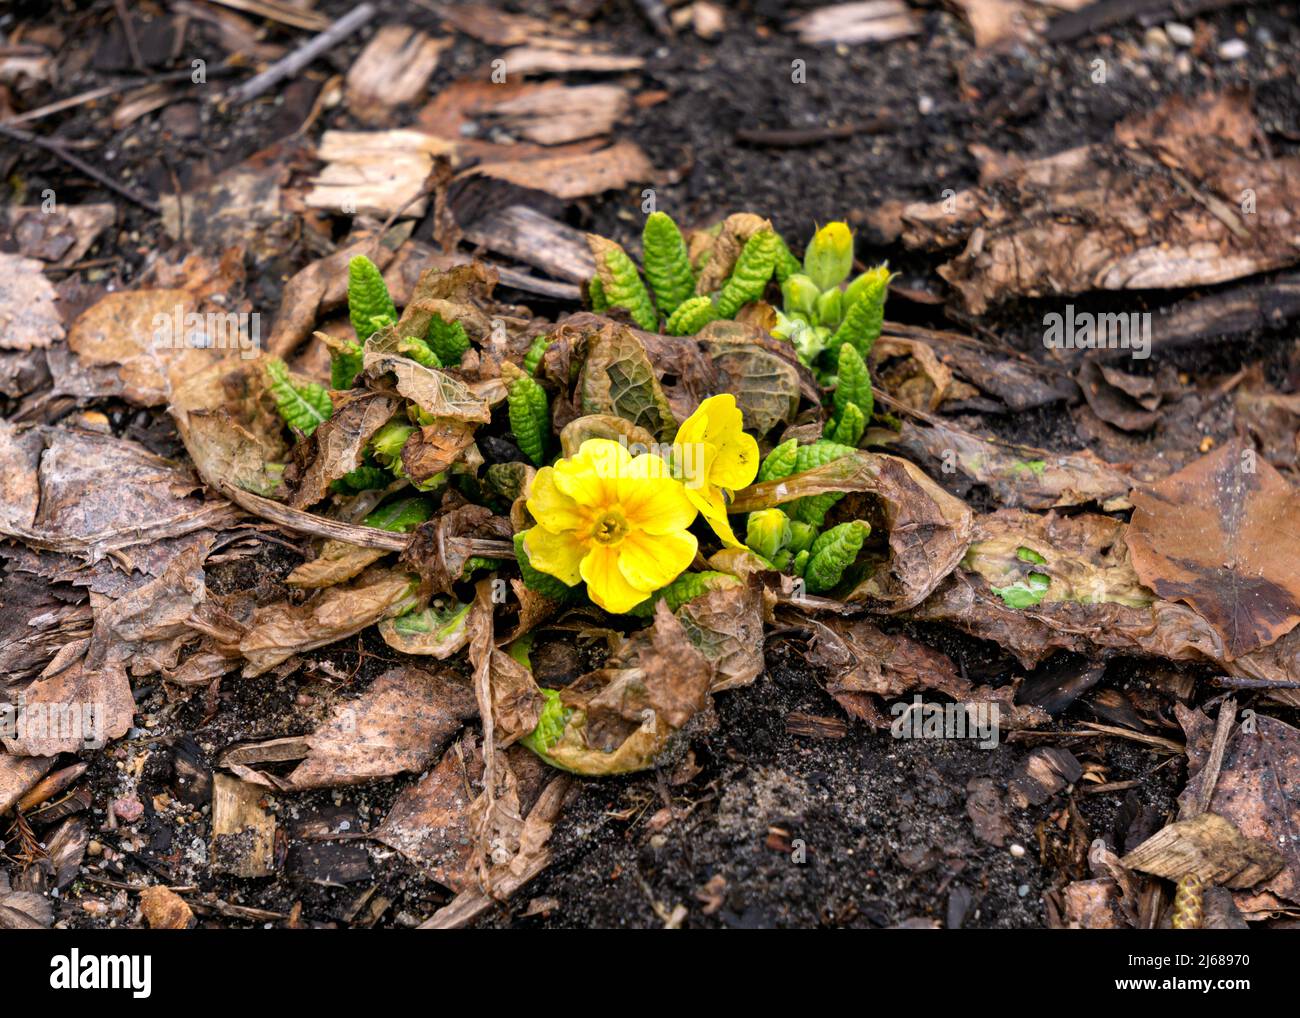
xmin=673 ymin=393 xmax=760 ymax=549
xmin=523 ymin=438 xmax=698 ymax=614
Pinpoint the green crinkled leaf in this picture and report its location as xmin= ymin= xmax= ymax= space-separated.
xmin=833 ymin=343 xmax=873 ymax=425
xmin=508 ymin=372 xmax=550 ymax=466
xmin=628 ymin=571 xmax=742 ymax=617
xmin=396 ymin=333 xmax=442 ymax=368
xmin=330 ymin=338 xmax=365 ymax=390
xmin=266 ymin=358 xmax=332 ymax=437
xmin=427 ymin=314 xmax=470 ymax=367
xmin=522 ymin=687 xmax=571 ymax=759
xmin=588 ymin=235 xmax=657 ymax=330
xmin=804 ymin=520 xmax=870 ymax=593
xmin=348 ymin=255 xmax=398 ymax=342
xmin=715 ymin=229 xmax=779 ymax=318
xmin=827 ymin=401 xmax=866 ymax=447
xmin=832 ymin=265 xmax=890 ymax=358
xmin=773 ymin=233 xmax=803 ymax=284
xmin=642 ymin=212 xmax=696 ymax=317
xmin=665 ymin=294 xmax=718 ymax=336
xmin=758 ymin=438 xmax=799 ymax=482
xmin=364 ymin=496 xmax=433 ymax=533
xmin=580 ymin=326 xmax=677 ymax=441
xmin=523 ymin=334 xmax=552 ymax=375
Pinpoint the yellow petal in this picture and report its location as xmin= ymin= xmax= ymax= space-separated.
xmin=523 ymin=526 xmax=585 ymax=586
xmin=709 ymin=428 xmax=759 ymax=490
xmin=552 ymin=438 xmax=629 ymax=507
xmin=686 ymin=484 xmax=745 ymax=549
xmin=617 ymin=455 xmax=698 ymax=535
xmin=525 ymin=467 xmax=588 ymax=533
xmin=618 ymin=528 xmax=697 ymax=591
xmin=581 ymin=544 xmax=651 ymax=614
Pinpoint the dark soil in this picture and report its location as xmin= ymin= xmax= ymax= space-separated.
xmin=4 ymin=0 xmax=1298 ymax=928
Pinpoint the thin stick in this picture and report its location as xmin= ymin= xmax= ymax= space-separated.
xmin=1188 ymin=696 xmax=1236 ymax=819
xmin=207 ymin=0 xmax=329 ymax=32
xmin=226 ymin=3 xmax=376 ymax=105
xmin=0 ymin=123 xmax=161 ymax=212
xmin=113 ymin=0 xmax=146 ymax=72
xmin=2 ymin=66 xmax=234 ymax=127
xmin=1212 ymin=676 xmax=1300 ymax=691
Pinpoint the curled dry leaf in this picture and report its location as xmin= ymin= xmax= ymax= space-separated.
xmin=290 ymin=389 xmax=402 ymax=509
xmin=0 ymin=253 xmax=63 ymax=350
xmin=362 ymin=328 xmax=492 ymax=424
xmin=403 ymin=504 xmax=512 ymax=594
xmin=1127 ymin=438 xmax=1300 ymax=660
xmin=578 ymin=323 xmax=678 ymax=441
xmin=675 ymin=577 xmax=765 ymax=693
xmin=462 ymin=139 xmax=654 ymax=200
xmin=541 ymin=604 xmax=715 ymax=775
xmin=1121 ymin=812 xmax=1284 ymax=891
xmin=1176 ymin=708 xmax=1300 ymax=914
xmin=733 ymin=451 xmax=974 ymax=612
xmin=800 ymin=612 xmax=1048 ymax=730
xmin=238 ymin=568 xmax=421 ymax=676
xmin=888 ymin=419 xmax=1132 ymax=511
xmin=377 ymin=597 xmax=473 ymax=658
xmin=266 ymin=667 xmax=477 ymax=790
xmin=895 ymin=91 xmax=1300 ymax=313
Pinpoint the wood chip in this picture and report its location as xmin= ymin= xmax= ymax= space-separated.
xmin=788 ymin=1 xmax=920 ymax=45
xmin=210 ymin=773 xmax=276 ymax=878
xmin=462 ymin=140 xmax=654 ymax=200
xmin=345 ymin=25 xmax=448 ymax=121
xmin=306 ymin=130 xmax=453 ymax=217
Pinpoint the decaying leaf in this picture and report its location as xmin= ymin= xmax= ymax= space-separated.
xmin=888 ymin=419 xmax=1132 ymax=511
xmin=1127 ymin=438 xmax=1300 ymax=659
xmin=226 ymin=667 xmax=478 ymax=790
xmin=1121 ymin=812 xmax=1283 ymax=891
xmin=733 ymin=451 xmax=974 ymax=611
xmin=238 ymin=568 xmax=422 ymax=676
xmin=578 ymin=323 xmax=678 ymax=441
xmin=290 ymin=390 xmax=402 ymax=509
xmin=1176 ymin=708 xmax=1300 ymax=913
xmin=537 ymin=604 xmax=715 ymax=775
xmin=0 ymin=253 xmax=63 ymax=350
xmin=893 ymin=92 xmax=1300 ymax=312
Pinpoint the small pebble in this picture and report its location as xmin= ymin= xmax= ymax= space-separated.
xmin=1165 ymin=22 xmax=1194 ymax=47
xmin=1217 ymin=38 xmax=1248 ymax=60
xmin=1017 ymin=884 xmax=1030 ymax=898
xmin=918 ymin=95 xmax=934 ymax=116
xmin=112 ymin=796 xmax=144 ymax=823
xmin=1009 ymin=843 xmax=1026 ymax=858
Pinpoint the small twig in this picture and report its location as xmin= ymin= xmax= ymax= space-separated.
xmin=207 ymin=0 xmax=329 ymax=32
xmin=0 ymin=122 xmax=159 ymax=212
xmin=1188 ymin=696 xmax=1236 ymax=818
xmin=1212 ymin=676 xmax=1300 ymax=691
xmin=226 ymin=3 xmax=377 ymax=105
xmin=2 ymin=66 xmax=235 ymax=126
xmin=736 ymin=117 xmax=895 ymax=148
xmin=113 ymin=0 xmax=146 ymax=72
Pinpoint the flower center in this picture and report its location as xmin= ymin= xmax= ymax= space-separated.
xmin=590 ymin=509 xmax=629 ymax=545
